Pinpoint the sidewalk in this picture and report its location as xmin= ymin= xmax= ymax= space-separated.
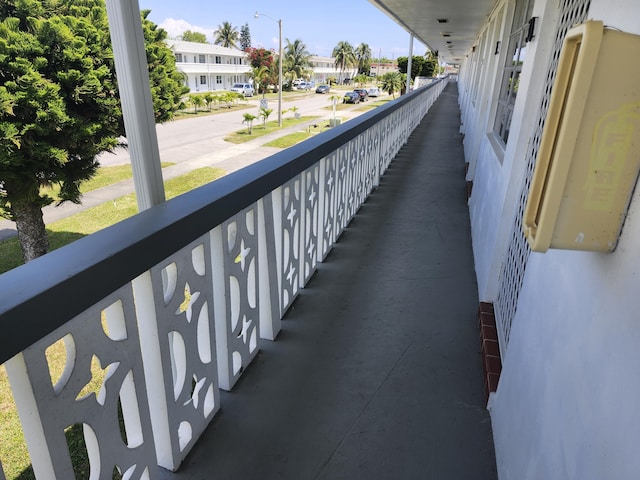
xmin=0 ymin=100 xmax=364 ymax=241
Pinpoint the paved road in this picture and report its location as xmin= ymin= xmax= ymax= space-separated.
xmin=0 ymin=90 xmax=374 ymax=240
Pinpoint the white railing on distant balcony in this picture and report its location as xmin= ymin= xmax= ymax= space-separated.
xmin=0 ymin=78 xmax=447 ymax=479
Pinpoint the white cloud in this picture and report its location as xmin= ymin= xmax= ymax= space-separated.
xmin=158 ymin=18 xmax=214 ymax=41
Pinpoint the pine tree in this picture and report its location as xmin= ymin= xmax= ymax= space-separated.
xmin=240 ymin=23 xmax=251 ymax=51
xmin=0 ymin=1 xmax=187 ymax=262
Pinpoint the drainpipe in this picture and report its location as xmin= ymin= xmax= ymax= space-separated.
xmin=406 ymin=34 xmax=414 ymax=94
xmin=105 ymin=0 xmax=165 ymax=211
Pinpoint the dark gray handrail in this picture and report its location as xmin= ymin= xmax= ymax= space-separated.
xmin=0 ymin=79 xmax=443 ymax=364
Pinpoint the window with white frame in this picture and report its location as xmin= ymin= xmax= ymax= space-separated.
xmin=199 ymin=54 xmax=206 ymax=63
xmin=493 ymin=0 xmax=535 ymax=145
xmin=175 ymin=53 xmax=183 ymax=62
xmin=215 ymin=56 xmax=221 ymax=64
xmin=199 ymin=75 xmax=207 ymax=85
xmin=216 ymin=75 xmax=222 ymax=84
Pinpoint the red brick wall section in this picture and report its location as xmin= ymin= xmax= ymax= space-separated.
xmin=478 ymin=302 xmax=502 ymax=404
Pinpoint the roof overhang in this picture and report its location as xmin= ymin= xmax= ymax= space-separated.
xmin=368 ymin=0 xmax=498 ymax=64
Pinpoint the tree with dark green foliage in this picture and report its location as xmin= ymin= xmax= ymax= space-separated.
xmin=0 ymin=1 xmax=187 ymax=262
xmin=422 ymin=50 xmax=439 ymax=77
xmin=142 ymin=10 xmax=189 ymax=122
xmin=397 ymin=56 xmax=426 ymax=80
xmin=240 ymin=23 xmax=251 ymax=51
xmin=180 ymin=29 xmax=208 ymax=43
xmin=380 ymin=71 xmax=404 ymax=98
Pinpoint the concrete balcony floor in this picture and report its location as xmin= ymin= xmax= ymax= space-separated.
xmin=160 ymin=83 xmax=497 ymax=479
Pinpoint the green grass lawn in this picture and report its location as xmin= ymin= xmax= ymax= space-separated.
xmin=224 ymin=115 xmax=320 ymax=144
xmin=0 ymin=166 xmax=225 ymax=480
xmin=40 ymin=162 xmax=174 ymax=201
xmin=264 ymin=131 xmax=315 ymax=148
xmin=355 ymin=98 xmax=393 ymax=111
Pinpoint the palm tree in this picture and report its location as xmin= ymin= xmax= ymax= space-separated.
xmin=284 ymin=38 xmax=312 ymax=82
xmin=242 ymin=113 xmax=257 ymax=134
xmin=214 ymin=21 xmax=239 ymax=48
xmin=355 ymin=43 xmax=372 ymax=75
xmin=259 ymin=107 xmax=273 ymax=127
xmin=332 ymin=41 xmax=356 ymax=83
xmin=380 ymin=71 xmax=403 ymax=99
xmin=250 ymin=65 xmax=268 ymax=96
xmin=189 ymin=93 xmax=205 ymax=113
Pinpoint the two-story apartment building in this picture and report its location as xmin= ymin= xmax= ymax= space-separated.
xmin=370 ymin=61 xmax=399 ymax=77
xmin=308 ymin=55 xmax=357 ymax=84
xmin=166 ymin=40 xmax=252 ymax=93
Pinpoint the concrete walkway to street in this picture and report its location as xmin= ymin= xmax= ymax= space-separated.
xmin=0 ymin=95 xmax=367 ymax=241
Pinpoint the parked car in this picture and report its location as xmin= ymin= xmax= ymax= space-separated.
xmin=230 ymin=83 xmax=254 ymax=97
xmin=353 ymin=88 xmax=369 ymax=102
xmin=316 ymin=85 xmax=331 ymax=94
xmin=367 ymin=87 xmax=380 ymax=97
xmin=343 ymin=91 xmax=360 ymax=104
xmin=297 ymin=82 xmax=313 ymax=90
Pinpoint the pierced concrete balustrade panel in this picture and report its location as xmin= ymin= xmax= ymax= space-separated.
xmin=334 ymin=142 xmax=352 ymax=240
xmin=345 ymin=137 xmax=363 ymax=225
xmin=272 ymin=177 xmax=302 ymax=316
xmin=379 ymin=115 xmax=394 ymax=173
xmin=211 ymin=205 xmax=261 ymax=391
xmin=365 ymin=122 xmax=382 ymax=192
xmin=142 ymin=236 xmax=220 ymax=471
xmin=318 ymin=154 xmax=339 ymax=261
xmin=4 ymin=286 xmax=158 ymax=480
xmin=301 ymin=165 xmax=320 ymax=287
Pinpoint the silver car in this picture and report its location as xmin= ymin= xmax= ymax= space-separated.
xmin=230 ymin=83 xmax=255 ymax=97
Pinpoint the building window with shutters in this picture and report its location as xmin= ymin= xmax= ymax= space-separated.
xmin=200 ymin=75 xmax=207 ymax=85
xmin=199 ymin=54 xmax=206 ymax=63
xmin=216 ymin=76 xmax=222 ymax=84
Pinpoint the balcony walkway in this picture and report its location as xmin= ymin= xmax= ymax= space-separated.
xmin=159 ymin=82 xmax=497 ymax=479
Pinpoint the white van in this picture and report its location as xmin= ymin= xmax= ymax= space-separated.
xmin=230 ymin=83 xmax=255 ymax=97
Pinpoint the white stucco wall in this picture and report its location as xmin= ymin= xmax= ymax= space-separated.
xmin=463 ymin=0 xmax=559 ymax=301
xmin=461 ymin=0 xmax=640 ymax=477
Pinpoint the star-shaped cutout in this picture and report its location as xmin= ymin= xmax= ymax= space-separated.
xmin=183 ymin=375 xmax=207 ymax=409
xmin=234 ymin=239 xmax=251 ymax=271
xmin=76 ymin=355 xmax=119 ymax=406
xmin=237 ymin=316 xmax=252 ymax=344
xmin=327 ymin=174 xmax=334 ymax=190
xmin=307 ymin=240 xmax=315 ymax=259
xmin=176 ymin=283 xmax=200 ymax=322
xmin=286 ymin=262 xmax=296 ymax=285
xmin=325 ymin=223 xmax=332 ymax=237
xmin=308 ymin=188 xmax=317 ymax=207
xmin=287 ymin=204 xmax=297 ymax=226
xmin=340 ymin=165 xmax=346 ymax=177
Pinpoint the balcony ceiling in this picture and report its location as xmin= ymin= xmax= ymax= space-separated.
xmin=369 ymin=0 xmax=498 ymax=64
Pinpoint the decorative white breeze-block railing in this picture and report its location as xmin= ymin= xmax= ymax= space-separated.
xmin=0 ymin=79 xmax=447 ymax=479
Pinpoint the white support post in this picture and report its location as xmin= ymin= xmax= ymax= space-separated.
xmin=105 ymin=0 xmax=165 ymax=210
xmin=406 ymin=34 xmax=414 ymax=94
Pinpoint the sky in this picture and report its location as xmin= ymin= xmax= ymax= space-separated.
xmin=138 ymin=0 xmax=427 ymax=59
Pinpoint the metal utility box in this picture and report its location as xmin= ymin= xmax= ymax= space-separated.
xmin=523 ymin=20 xmax=640 ymax=252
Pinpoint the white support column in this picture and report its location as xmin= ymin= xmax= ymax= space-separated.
xmin=406 ymin=34 xmax=414 ymax=94
xmin=105 ymin=0 xmax=165 ymax=210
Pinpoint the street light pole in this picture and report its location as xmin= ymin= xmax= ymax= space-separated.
xmin=254 ymin=11 xmax=283 ymax=127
